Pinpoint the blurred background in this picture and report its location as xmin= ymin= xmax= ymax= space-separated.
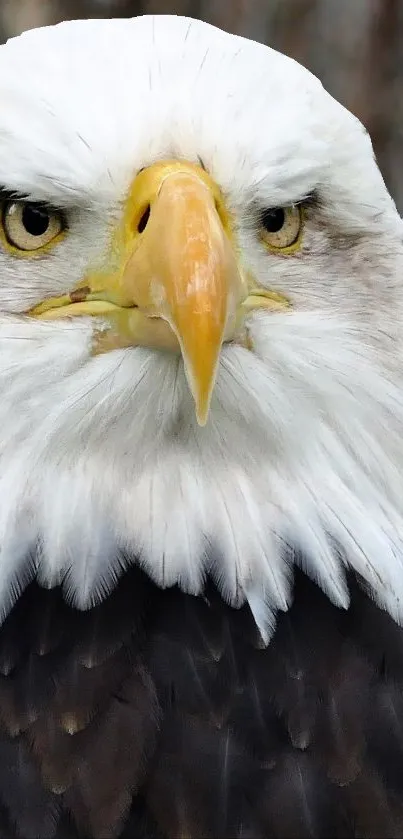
xmin=0 ymin=0 xmax=401 ymax=212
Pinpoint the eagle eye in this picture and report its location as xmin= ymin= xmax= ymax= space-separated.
xmin=1 ymin=200 xmax=65 ymax=254
xmin=261 ymin=205 xmax=303 ymax=252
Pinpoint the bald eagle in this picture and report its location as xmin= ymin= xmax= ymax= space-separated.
xmin=0 ymin=12 xmax=401 ymax=838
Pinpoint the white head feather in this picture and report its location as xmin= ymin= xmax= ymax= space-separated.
xmin=0 ymin=15 xmax=401 ymax=640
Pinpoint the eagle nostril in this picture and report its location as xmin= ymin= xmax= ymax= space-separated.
xmin=138 ymin=205 xmax=151 ymax=234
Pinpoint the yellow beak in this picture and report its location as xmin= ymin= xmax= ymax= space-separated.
xmin=119 ymin=163 xmax=246 ymax=425
xmin=30 ymin=160 xmax=288 ymax=425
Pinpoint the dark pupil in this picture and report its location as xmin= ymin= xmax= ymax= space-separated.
xmin=22 ymin=205 xmax=50 ymax=237
xmin=262 ymin=208 xmax=285 ymax=233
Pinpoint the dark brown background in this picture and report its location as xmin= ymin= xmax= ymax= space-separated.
xmin=1 ymin=0 xmax=402 ymax=212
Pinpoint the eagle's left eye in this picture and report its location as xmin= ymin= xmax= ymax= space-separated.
xmin=1 ymin=201 xmax=65 ymax=254
xmin=261 ymin=205 xmax=302 ymax=252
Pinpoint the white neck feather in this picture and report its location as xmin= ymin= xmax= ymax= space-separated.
xmin=0 ymin=307 xmax=402 ymax=642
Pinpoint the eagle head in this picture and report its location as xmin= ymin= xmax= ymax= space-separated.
xmin=0 ymin=15 xmax=401 ymax=639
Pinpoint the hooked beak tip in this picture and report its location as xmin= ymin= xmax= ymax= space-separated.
xmin=179 ymin=337 xmax=221 ymax=427
xmin=195 ymin=397 xmax=212 ymax=428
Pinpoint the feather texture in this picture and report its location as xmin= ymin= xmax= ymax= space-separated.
xmin=0 ymin=564 xmax=399 ymax=836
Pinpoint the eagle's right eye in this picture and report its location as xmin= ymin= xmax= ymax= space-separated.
xmin=1 ymin=200 xmax=66 ymax=254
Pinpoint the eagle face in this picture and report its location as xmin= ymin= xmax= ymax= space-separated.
xmin=0 ymin=15 xmax=401 ymax=637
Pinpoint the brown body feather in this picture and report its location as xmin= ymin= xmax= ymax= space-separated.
xmin=0 ymin=565 xmax=401 ymax=837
